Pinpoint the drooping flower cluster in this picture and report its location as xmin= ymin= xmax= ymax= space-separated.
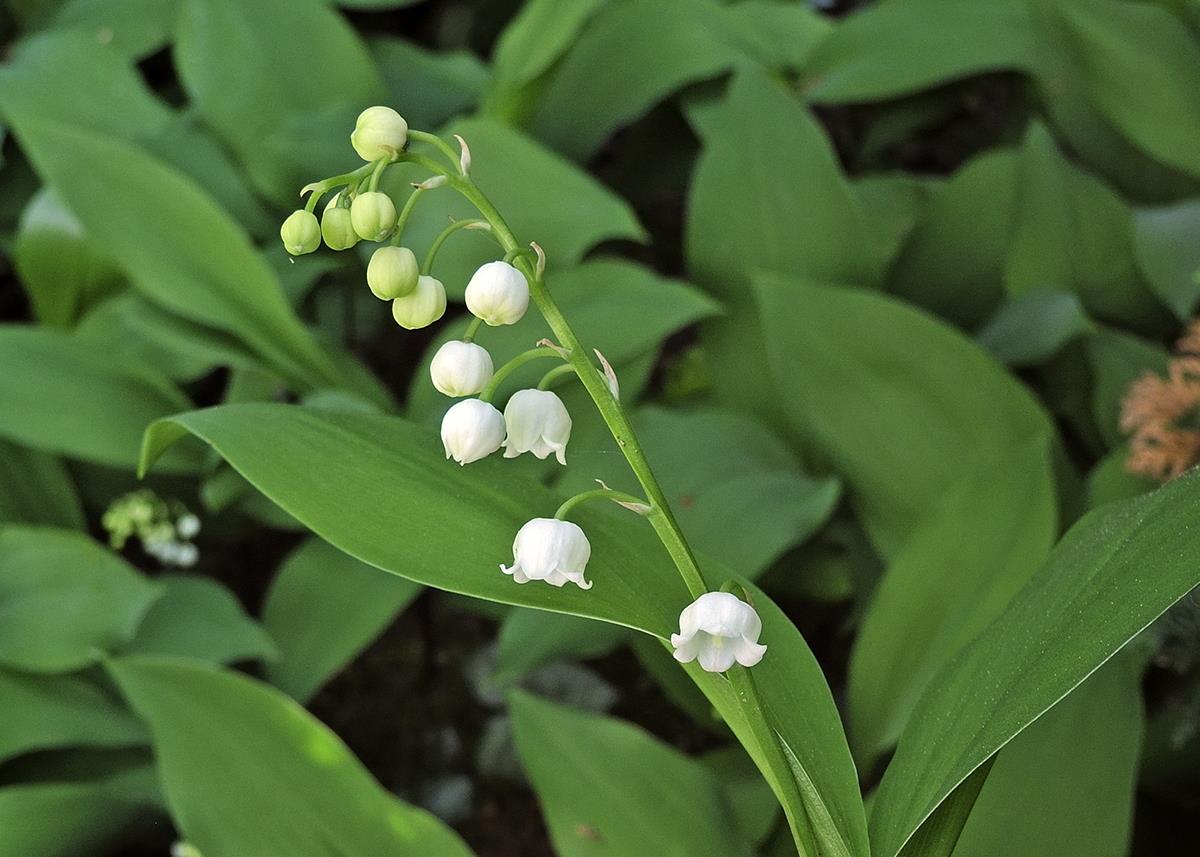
xmin=101 ymin=489 xmax=201 ymax=567
xmin=1122 ymin=319 xmax=1200 ymax=482
xmin=282 ymin=106 xmax=765 ymax=673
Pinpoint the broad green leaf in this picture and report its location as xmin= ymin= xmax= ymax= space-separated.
xmin=509 ymin=691 xmax=755 ymax=857
xmin=0 ymin=527 xmax=161 ymax=672
xmin=370 ymin=37 xmax=488 ymax=131
xmin=685 ymin=584 xmax=869 ymax=857
xmin=953 ymin=656 xmax=1142 ymax=857
xmin=263 ymin=537 xmax=421 ymax=703
xmin=123 ymin=575 xmax=278 ymax=665
xmin=756 ymin=276 xmax=1053 ymax=557
xmin=0 ymin=669 xmax=145 ymax=764
xmin=0 ymin=783 xmax=147 ymax=857
xmin=44 ymin=0 xmax=181 ymax=58
xmin=173 ymin=0 xmax=384 ymax=199
xmin=1053 ymin=0 xmax=1200 ymax=179
xmin=853 ymin=174 xmax=931 ymax=279
xmin=702 ymin=747 xmax=780 ymax=846
xmin=1085 ymin=328 xmax=1169 ymax=449
xmin=975 ymin=290 xmax=1093 ymax=367
xmin=0 ymin=439 xmax=84 ymax=529
xmin=848 ymin=438 xmax=1057 ymax=764
xmin=494 ymin=609 xmax=627 ymax=684
xmin=388 ymin=118 xmax=645 ymax=297
xmin=869 ymin=470 xmax=1200 ymax=857
xmin=0 ymin=326 xmax=201 ymax=473
xmin=141 ymin=404 xmax=688 ymax=636
xmin=1084 ymin=449 xmax=1155 ymax=511
xmin=803 ymin=0 xmax=1034 ymax=103
xmin=109 ymin=656 xmax=476 ymax=857
xmin=5 ymin=116 xmax=342 ymax=391
xmin=1133 ymin=201 xmax=1200 ymax=320
xmin=686 ymin=70 xmax=875 ymax=416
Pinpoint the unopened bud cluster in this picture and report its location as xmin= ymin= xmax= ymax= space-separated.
xmin=101 ymin=489 xmax=201 ymax=567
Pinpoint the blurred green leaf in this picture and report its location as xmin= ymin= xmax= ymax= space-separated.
xmin=109 ymin=656 xmax=477 ymax=857
xmin=511 ymin=691 xmax=756 ymax=856
xmin=1133 ymin=201 xmax=1200 ymax=320
xmin=1084 ymin=448 xmax=1155 ymax=510
xmin=0 ymin=527 xmax=161 ymax=672
xmin=0 ymin=327 xmax=201 ymax=473
xmin=975 ymin=289 xmax=1093 ymax=367
xmin=869 ymin=469 xmax=1200 ymax=857
xmin=0 ymin=782 xmax=147 ymax=857
xmin=262 ymin=537 xmax=421 ymax=703
xmin=123 ymin=575 xmax=278 ymax=666
xmin=0 ymin=669 xmax=145 ymax=765
xmin=701 ymin=746 xmax=780 ymax=846
xmin=494 ymin=609 xmax=627 ymax=684
xmin=0 ymin=439 xmax=84 ymax=529
xmin=370 ymin=38 xmax=488 ymax=131
xmin=141 ymin=404 xmax=689 ymax=636
xmin=42 ymin=0 xmax=180 ymax=58
xmin=1085 ymin=327 xmax=1169 ymax=449
xmin=953 ymin=656 xmax=1142 ymax=857
xmin=757 ymin=276 xmax=1053 ymax=557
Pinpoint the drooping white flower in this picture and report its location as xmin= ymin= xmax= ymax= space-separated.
xmin=502 ymin=389 xmax=571 ymax=464
xmin=392 ymin=275 xmax=446 ymax=329
xmin=671 ymin=592 xmax=767 ymax=672
xmin=440 ymin=399 xmax=505 ymax=465
xmin=464 ymin=261 xmax=529 ymax=326
xmin=351 ymin=106 xmax=408 ymax=162
xmin=501 ymin=518 xmax=592 ymax=590
xmin=431 ymin=341 xmax=494 ymax=397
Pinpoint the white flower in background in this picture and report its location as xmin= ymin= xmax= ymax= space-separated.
xmin=501 ymin=518 xmax=592 ymax=589
xmin=431 ymin=341 xmax=494 ymax=397
xmin=441 ymin=399 xmax=505 ymax=465
xmin=175 ymin=513 xmax=201 ymax=540
xmin=671 ymin=592 xmax=767 ymax=672
xmin=464 ymin=261 xmax=529 ymax=326
xmin=351 ymin=106 xmax=408 ymax=162
xmin=279 ymin=210 xmax=320 ymax=256
xmin=392 ymin=275 xmax=447 ymax=329
xmin=502 ymin=389 xmax=571 ymax=464
xmin=350 ymin=191 xmax=397 ymax=241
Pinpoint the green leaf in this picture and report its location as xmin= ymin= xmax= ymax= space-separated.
xmin=0 ymin=439 xmax=84 ymax=529
xmin=702 ymin=747 xmax=780 ymax=846
xmin=0 ymin=669 xmax=146 ymax=765
xmin=4 ymin=116 xmax=342 ymax=391
xmin=868 ymin=469 xmax=1200 ymax=857
xmin=975 ymin=290 xmax=1093 ymax=367
xmin=123 ymin=575 xmax=278 ymax=665
xmin=803 ymin=0 xmax=1034 ymax=103
xmin=509 ymin=691 xmax=755 ymax=857
xmin=0 ymin=783 xmax=147 ymax=857
xmin=494 ymin=609 xmax=627 ymax=685
xmin=140 ymin=404 xmax=688 ymax=636
xmin=43 ymin=0 xmax=181 ymax=59
xmin=953 ymin=656 xmax=1143 ymax=857
xmin=756 ymin=276 xmax=1053 ymax=557
xmin=109 ymin=656 xmax=476 ymax=857
xmin=847 ymin=438 xmax=1057 ymax=765
xmin=262 ymin=537 xmax=421 ymax=702
xmin=1085 ymin=327 xmax=1169 ymax=449
xmin=1053 ymin=0 xmax=1200 ymax=179
xmin=0 ymin=326 xmax=201 ymax=473
xmin=1133 ymin=201 xmax=1200 ymax=320
xmin=370 ymin=37 xmax=488 ymax=131
xmin=0 ymin=527 xmax=162 ymax=672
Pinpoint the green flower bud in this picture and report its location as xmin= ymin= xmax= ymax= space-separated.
xmin=367 ymin=246 xmax=420 ymax=300
xmin=279 ymin=210 xmax=320 ymax=256
xmin=350 ymin=192 xmax=397 ymax=242
xmin=351 ymin=106 xmax=408 ymax=162
xmin=392 ymin=275 xmax=446 ymax=330
xmin=321 ymin=195 xmax=358 ymax=251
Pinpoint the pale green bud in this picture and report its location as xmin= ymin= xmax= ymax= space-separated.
xmin=392 ymin=275 xmax=446 ymax=330
xmin=367 ymin=246 xmax=420 ymax=300
xmin=321 ymin=195 xmax=358 ymax=251
xmin=350 ymin=192 xmax=397 ymax=241
xmin=351 ymin=106 xmax=408 ymax=162
xmin=280 ymin=210 xmax=320 ymax=256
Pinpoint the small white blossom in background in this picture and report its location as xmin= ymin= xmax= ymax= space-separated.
xmin=350 ymin=106 xmax=408 ymax=162
xmin=392 ymin=275 xmax=447 ymax=329
xmin=671 ymin=592 xmax=767 ymax=672
xmin=172 ymin=843 xmax=204 ymax=857
xmin=501 ymin=518 xmax=592 ymax=590
xmin=102 ymin=490 xmax=201 ymax=568
xmin=503 ymin=389 xmax=572 ymax=464
xmin=431 ymin=341 xmax=494 ymax=397
xmin=441 ymin=399 xmax=505 ymax=465
xmin=465 ymin=261 xmax=530 ymax=326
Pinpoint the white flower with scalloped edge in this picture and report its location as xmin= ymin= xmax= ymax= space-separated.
xmin=440 ymin=399 xmax=504 ymax=465
xmin=502 ymin=389 xmax=571 ymax=465
xmin=501 ymin=518 xmax=592 ymax=590
xmin=671 ymin=592 xmax=767 ymax=672
xmin=431 ymin=341 xmax=494 ymax=397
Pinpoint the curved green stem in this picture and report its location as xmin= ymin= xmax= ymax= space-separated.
xmin=537 ymin=363 xmax=577 ymax=391
xmin=368 ymin=157 xmax=390 ymax=192
xmin=389 ymin=187 xmax=426 ymax=246
xmin=408 ymin=130 xmax=463 ymax=173
xmin=462 ymin=317 xmax=484 ymax=344
xmin=422 ymin=219 xmax=487 ymax=276
xmin=555 ymin=488 xmax=650 ymax=520
xmin=479 ymin=346 xmax=563 ymax=403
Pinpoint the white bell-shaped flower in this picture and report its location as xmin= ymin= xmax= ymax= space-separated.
xmin=440 ymin=399 xmax=504 ymax=465
xmin=671 ymin=592 xmax=767 ymax=672
xmin=502 ymin=389 xmax=571 ymax=465
xmin=465 ymin=261 xmax=529 ymax=326
xmin=431 ymin=341 xmax=494 ymax=397
xmin=501 ymin=518 xmax=592 ymax=590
